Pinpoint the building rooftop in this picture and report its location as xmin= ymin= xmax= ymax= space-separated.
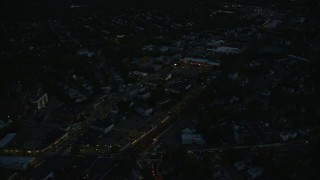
xmin=91 ymin=120 xmax=114 ymax=129
xmin=181 ymin=57 xmax=220 ymax=66
xmin=0 ymin=156 xmax=35 ymax=170
xmin=0 ymin=133 xmax=17 ymax=148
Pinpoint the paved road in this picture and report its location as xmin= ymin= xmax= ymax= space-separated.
xmin=96 ymin=84 xmax=204 ymax=179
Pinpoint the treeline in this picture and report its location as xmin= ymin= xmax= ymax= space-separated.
xmin=1 ymin=0 xmax=220 ymax=19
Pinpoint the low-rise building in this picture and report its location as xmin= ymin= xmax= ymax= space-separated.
xmin=77 ymin=49 xmax=95 ymax=58
xmin=181 ymin=128 xmax=205 ymax=145
xmin=135 ymin=106 xmax=153 ymax=117
xmin=90 ymin=120 xmax=114 ymax=134
xmin=129 ymin=86 xmax=146 ymax=98
xmin=280 ymin=131 xmax=297 ymax=141
xmin=138 ymin=91 xmax=152 ymax=101
xmin=181 ymin=57 xmax=220 ymax=66
xmin=145 ymin=78 xmax=160 ymax=87
xmin=31 ymin=92 xmax=48 ymax=110
xmin=157 ymin=98 xmax=172 ymax=110
xmin=0 ymin=156 xmax=36 ymax=170
xmin=233 ymin=122 xmax=255 ymax=144
xmin=215 ymin=47 xmax=241 ymax=55
xmin=181 ymin=134 xmax=205 ymax=145
xmin=0 ymin=133 xmax=16 ymax=148
xmin=234 ymin=160 xmax=246 ymax=171
xmin=145 ymin=63 xmax=162 ymax=72
xmin=247 ymin=167 xmax=264 ymax=179
xmin=0 ymin=120 xmax=10 ymax=130
xmin=257 ymin=121 xmax=276 ymax=142
xmin=111 ymin=106 xmax=119 ymax=115
xmin=132 ymin=71 xmax=148 ymax=77
xmin=165 ymin=81 xmax=192 ymax=94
